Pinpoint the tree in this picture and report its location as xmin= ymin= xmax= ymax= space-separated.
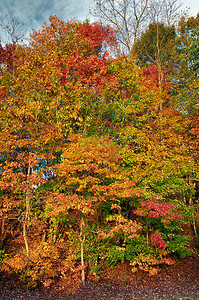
xmin=100 ymin=56 xmax=197 ymax=206
xmin=148 ymin=0 xmax=182 ymax=26
xmin=0 ymin=16 xmax=118 ymax=263
xmin=171 ymin=15 xmax=199 ymax=211
xmin=93 ymin=0 xmax=182 ymax=54
xmin=45 ymin=134 xmax=140 ymax=285
xmin=134 ymin=22 xmax=176 ymax=68
xmin=28 ymin=16 xmax=118 ymax=134
xmin=0 ymin=11 xmax=26 ymax=45
xmin=134 ymin=22 xmax=176 ymax=111
xmin=0 ymin=14 xmax=197 ymax=287
xmin=171 ymin=14 xmax=199 ymax=114
xmin=93 ymin=0 xmax=149 ymax=53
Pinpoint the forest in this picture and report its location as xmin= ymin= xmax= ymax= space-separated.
xmin=0 ymin=0 xmax=198 ymax=290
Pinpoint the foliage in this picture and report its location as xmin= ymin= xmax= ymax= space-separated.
xmin=171 ymin=14 xmax=199 ymax=114
xmin=134 ymin=22 xmax=176 ymax=68
xmin=0 ymin=249 xmax=7 ymax=266
xmin=0 ymin=13 xmax=198 ymax=287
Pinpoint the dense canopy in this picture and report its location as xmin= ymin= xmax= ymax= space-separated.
xmin=0 ymin=13 xmax=198 ymax=287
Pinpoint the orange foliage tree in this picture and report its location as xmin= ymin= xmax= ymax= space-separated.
xmin=45 ymin=133 xmax=141 ymax=284
xmin=0 ymin=16 xmax=118 ymax=260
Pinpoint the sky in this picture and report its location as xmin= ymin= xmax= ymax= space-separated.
xmin=0 ymin=0 xmax=95 ymax=43
xmin=183 ymin=0 xmax=199 ymax=15
xmin=0 ymin=0 xmax=198 ymax=44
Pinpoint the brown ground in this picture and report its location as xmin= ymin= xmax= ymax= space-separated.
xmin=0 ymin=256 xmax=199 ymax=300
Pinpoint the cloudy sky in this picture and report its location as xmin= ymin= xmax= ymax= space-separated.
xmin=0 ymin=0 xmax=198 ymax=43
xmin=0 ymin=0 xmax=95 ymax=43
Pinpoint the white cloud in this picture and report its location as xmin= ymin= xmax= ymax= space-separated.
xmin=0 ymin=0 xmax=95 ymax=42
xmin=0 ymin=0 xmax=197 ymax=44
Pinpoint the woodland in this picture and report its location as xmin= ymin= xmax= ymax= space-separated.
xmin=0 ymin=0 xmax=198 ymax=291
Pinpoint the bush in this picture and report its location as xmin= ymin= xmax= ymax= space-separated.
xmin=0 ymin=249 xmax=7 ymax=266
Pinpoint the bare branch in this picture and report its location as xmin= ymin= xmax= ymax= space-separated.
xmin=92 ymin=0 xmax=182 ymax=54
xmin=0 ymin=10 xmax=26 ymax=44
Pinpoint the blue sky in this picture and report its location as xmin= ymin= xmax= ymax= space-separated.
xmin=0 ymin=0 xmax=198 ymax=44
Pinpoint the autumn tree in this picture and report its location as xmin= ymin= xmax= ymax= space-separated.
xmin=102 ymin=56 xmax=197 ymax=206
xmin=0 ymin=14 xmax=197 ymax=287
xmin=171 ymin=15 xmax=199 ymax=231
xmin=45 ymin=134 xmax=141 ymax=284
xmin=0 ymin=16 xmax=118 ymax=276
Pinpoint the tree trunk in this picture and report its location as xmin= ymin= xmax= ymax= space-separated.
xmin=23 ymin=160 xmax=31 ymax=260
xmin=0 ymin=217 xmax=5 ymax=249
xmin=23 ymin=221 xmax=29 ymax=258
xmin=80 ymin=217 xmax=86 ymax=286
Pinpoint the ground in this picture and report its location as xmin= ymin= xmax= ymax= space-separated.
xmin=0 ymin=256 xmax=199 ymax=299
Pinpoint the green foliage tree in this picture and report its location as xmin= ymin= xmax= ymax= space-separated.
xmin=134 ymin=22 xmax=176 ymax=67
xmin=171 ymin=14 xmax=199 ymax=114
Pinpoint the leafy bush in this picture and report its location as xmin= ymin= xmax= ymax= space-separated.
xmin=0 ymin=249 xmax=7 ymax=266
